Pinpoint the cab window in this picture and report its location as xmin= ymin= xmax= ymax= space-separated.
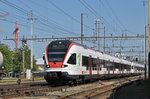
xmin=67 ymin=53 xmax=76 ymax=65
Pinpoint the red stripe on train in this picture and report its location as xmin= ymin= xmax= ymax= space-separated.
xmin=48 ymin=62 xmax=63 ymax=68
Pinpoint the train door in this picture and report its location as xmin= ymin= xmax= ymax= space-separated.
xmin=131 ymin=63 xmax=134 ymax=73
xmin=89 ymin=55 xmax=92 ymax=75
xmin=131 ymin=66 xmax=134 ymax=74
xmin=122 ymin=64 xmax=124 ymax=74
xmin=97 ymin=57 xmax=100 ymax=75
xmin=113 ymin=61 xmax=115 ymax=74
xmin=119 ymin=63 xmax=121 ymax=74
xmin=108 ymin=60 xmax=110 ymax=74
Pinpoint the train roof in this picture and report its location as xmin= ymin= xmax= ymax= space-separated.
xmin=50 ymin=40 xmax=84 ymax=47
xmin=50 ymin=40 xmax=143 ymax=66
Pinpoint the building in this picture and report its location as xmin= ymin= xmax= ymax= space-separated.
xmin=36 ymin=58 xmax=44 ymax=71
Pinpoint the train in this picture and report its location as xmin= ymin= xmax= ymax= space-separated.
xmin=43 ymin=40 xmax=144 ymax=84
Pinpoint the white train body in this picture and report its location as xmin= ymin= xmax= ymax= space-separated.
xmin=44 ymin=40 xmax=144 ymax=84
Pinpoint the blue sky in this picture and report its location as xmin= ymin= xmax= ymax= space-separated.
xmin=0 ymin=0 xmax=148 ymax=59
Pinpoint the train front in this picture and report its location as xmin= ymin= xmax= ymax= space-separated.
xmin=43 ymin=40 xmax=74 ymax=84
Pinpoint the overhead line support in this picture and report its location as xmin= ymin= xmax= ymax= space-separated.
xmin=81 ymin=13 xmax=83 ymax=45
xmin=4 ymin=35 xmax=146 ymax=42
xmin=148 ymin=0 xmax=150 ymax=80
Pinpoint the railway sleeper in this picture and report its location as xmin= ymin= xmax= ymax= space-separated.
xmin=0 ymin=91 xmax=6 ymax=95
xmin=24 ymin=91 xmax=31 ymax=96
xmin=0 ymin=89 xmax=3 ymax=92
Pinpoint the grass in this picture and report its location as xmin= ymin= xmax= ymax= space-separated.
xmin=0 ymin=77 xmax=45 ymax=83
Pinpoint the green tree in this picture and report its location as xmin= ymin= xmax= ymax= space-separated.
xmin=23 ymin=46 xmax=38 ymax=71
xmin=13 ymin=46 xmax=38 ymax=72
xmin=0 ymin=44 xmax=13 ymax=72
xmin=0 ymin=43 xmax=39 ymax=73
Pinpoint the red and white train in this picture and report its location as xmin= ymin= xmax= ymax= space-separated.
xmin=43 ymin=40 xmax=144 ymax=84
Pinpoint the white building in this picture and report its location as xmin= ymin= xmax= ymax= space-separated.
xmin=36 ymin=58 xmax=44 ymax=71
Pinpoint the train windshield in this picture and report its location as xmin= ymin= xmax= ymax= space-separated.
xmin=47 ymin=49 xmax=67 ymax=62
xmin=47 ymin=40 xmax=71 ymax=62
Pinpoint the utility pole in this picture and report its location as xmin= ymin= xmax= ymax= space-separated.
xmin=30 ymin=10 xmax=33 ymax=72
xmin=95 ymin=19 xmax=98 ymax=40
xmin=111 ymin=34 xmax=114 ymax=54
xmin=120 ymin=34 xmax=123 ymax=55
xmin=104 ymin=26 xmax=106 ymax=52
xmin=148 ymin=0 xmax=150 ymax=79
xmin=93 ymin=29 xmax=96 ymax=49
xmin=95 ymin=19 xmax=100 ymax=50
xmin=81 ymin=13 xmax=83 ymax=45
xmin=97 ymin=19 xmax=100 ymax=51
xmin=22 ymin=35 xmax=25 ymax=78
xmin=30 ymin=10 xmax=33 ymax=71
xmin=11 ymin=54 xmax=13 ymax=78
xmin=27 ymin=10 xmax=35 ymax=78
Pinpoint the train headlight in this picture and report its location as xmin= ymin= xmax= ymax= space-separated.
xmin=61 ymin=64 xmax=68 ymax=68
xmin=45 ymin=65 xmax=50 ymax=68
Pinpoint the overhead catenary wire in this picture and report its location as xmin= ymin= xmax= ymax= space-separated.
xmin=78 ymin=0 xmax=98 ymax=18
xmin=0 ymin=0 xmax=79 ymax=36
xmin=105 ymin=0 xmax=127 ymax=31
xmin=46 ymin=0 xmax=93 ymax=30
xmin=0 ymin=18 xmax=66 ymax=37
xmin=98 ymin=0 xmax=123 ymax=33
xmin=79 ymin=0 xmax=119 ymax=34
xmin=18 ymin=0 xmax=78 ymax=36
xmin=0 ymin=0 xmax=28 ymax=16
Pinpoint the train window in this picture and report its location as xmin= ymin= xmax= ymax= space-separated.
xmin=87 ymin=67 xmax=89 ymax=70
xmin=49 ymin=40 xmax=71 ymax=49
xmin=103 ymin=60 xmax=106 ymax=67
xmin=47 ymin=49 xmax=67 ymax=62
xmin=51 ymin=44 xmax=66 ymax=48
xmin=82 ymin=56 xmax=89 ymax=67
xmin=100 ymin=66 xmax=102 ymax=71
xmin=120 ymin=64 xmax=122 ymax=70
xmin=114 ymin=63 xmax=119 ymax=69
xmin=124 ymin=65 xmax=127 ymax=69
xmin=92 ymin=58 xmax=97 ymax=68
xmin=67 ymin=53 xmax=76 ymax=65
xmin=93 ymin=67 xmax=95 ymax=70
xmin=104 ymin=60 xmax=110 ymax=68
xmin=110 ymin=62 xmax=113 ymax=70
xmin=100 ymin=60 xmax=103 ymax=67
xmin=132 ymin=66 xmax=133 ymax=69
xmin=126 ymin=65 xmax=131 ymax=71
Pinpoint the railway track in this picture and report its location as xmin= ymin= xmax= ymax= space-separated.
xmin=0 ymin=75 xmax=143 ymax=99
xmin=0 ymin=81 xmax=70 ymax=98
xmin=57 ymin=75 xmax=143 ymax=99
xmin=0 ymin=85 xmax=70 ymax=98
